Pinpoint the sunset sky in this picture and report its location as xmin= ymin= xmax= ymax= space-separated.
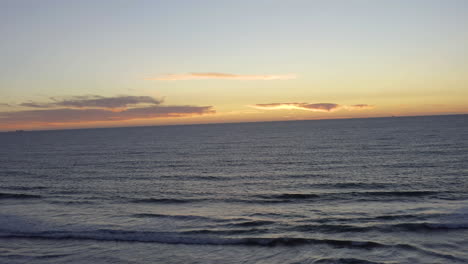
xmin=1 ymin=0 xmax=467 ymax=131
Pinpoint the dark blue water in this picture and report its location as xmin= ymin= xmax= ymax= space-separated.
xmin=1 ymin=115 xmax=468 ymax=264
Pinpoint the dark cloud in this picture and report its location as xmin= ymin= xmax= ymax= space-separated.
xmin=0 ymin=105 xmax=214 ymax=124
xmin=19 ymin=95 xmax=163 ymax=109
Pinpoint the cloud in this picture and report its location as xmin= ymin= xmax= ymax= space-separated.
xmin=346 ymin=104 xmax=374 ymax=110
xmin=250 ymin=103 xmax=373 ymax=112
xmin=1 ymin=95 xmax=214 ymax=125
xmin=19 ymin=95 xmax=163 ymax=109
xmin=0 ymin=105 xmax=214 ymax=124
xmin=145 ymin=72 xmax=297 ymax=81
xmin=19 ymin=102 xmax=51 ymax=108
xmin=250 ymin=103 xmax=341 ymax=112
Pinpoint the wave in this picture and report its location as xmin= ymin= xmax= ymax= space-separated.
xmin=127 ymin=191 xmax=444 ymax=205
xmin=132 ymin=213 xmax=274 ymax=228
xmin=308 ymin=182 xmax=396 ymax=189
xmin=1 ymin=186 xmax=47 ymax=191
xmin=370 ymin=213 xmax=433 ymax=221
xmin=1 ymin=170 xmax=37 ymax=176
xmin=313 ymin=258 xmax=385 ymax=264
xmin=48 ymin=200 xmax=95 ymax=205
xmin=0 ymin=193 xmax=41 ymax=199
xmin=258 ymin=193 xmax=320 ymax=199
xmin=132 ymin=213 xmax=216 ymax=221
xmin=251 ymin=191 xmax=440 ymax=203
xmin=355 ymin=191 xmax=439 ymax=197
xmin=92 ymin=190 xmax=461 ymax=206
xmin=0 ymin=229 xmax=390 ymax=248
xmin=305 ymin=213 xmax=441 ymax=223
xmin=131 ymin=198 xmax=202 ymax=204
xmin=390 ymin=222 xmax=468 ymax=231
xmin=131 ymin=197 xmax=307 ymax=204
xmin=292 ymin=224 xmax=371 ymax=233
xmin=158 ymin=175 xmax=228 ymax=181
xmin=291 ymin=222 xmax=468 ymax=233
xmin=229 ymin=220 xmax=275 ymax=227
xmin=0 ymin=253 xmax=71 ymax=261
xmin=2 ymin=229 xmax=463 ymax=261
xmin=181 ymin=228 xmax=262 ymax=235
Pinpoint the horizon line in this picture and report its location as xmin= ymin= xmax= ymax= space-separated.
xmin=1 ymin=113 xmax=466 ymax=133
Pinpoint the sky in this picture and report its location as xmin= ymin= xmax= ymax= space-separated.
xmin=1 ymin=0 xmax=467 ymax=131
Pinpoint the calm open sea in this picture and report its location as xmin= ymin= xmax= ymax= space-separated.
xmin=1 ymin=115 xmax=468 ymax=264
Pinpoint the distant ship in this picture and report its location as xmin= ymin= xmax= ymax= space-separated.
xmin=5 ymin=130 xmax=26 ymax=133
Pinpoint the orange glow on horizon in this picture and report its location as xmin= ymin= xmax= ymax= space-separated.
xmin=2 ymin=106 xmax=467 ymax=132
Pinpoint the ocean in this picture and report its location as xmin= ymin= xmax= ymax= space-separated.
xmin=1 ymin=115 xmax=467 ymax=264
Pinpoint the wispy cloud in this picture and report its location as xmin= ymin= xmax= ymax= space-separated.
xmin=0 ymin=105 xmax=214 ymax=124
xmin=250 ymin=103 xmax=373 ymax=112
xmin=145 ymin=72 xmax=297 ymax=81
xmin=19 ymin=95 xmax=163 ymax=109
xmin=345 ymin=104 xmax=375 ymax=110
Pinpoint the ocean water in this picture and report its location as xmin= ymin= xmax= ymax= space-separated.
xmin=1 ymin=115 xmax=468 ymax=264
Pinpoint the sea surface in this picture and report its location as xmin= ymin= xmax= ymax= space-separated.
xmin=1 ymin=115 xmax=468 ymax=264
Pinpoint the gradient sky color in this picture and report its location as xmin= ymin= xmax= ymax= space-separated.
xmin=1 ymin=0 xmax=467 ymax=130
